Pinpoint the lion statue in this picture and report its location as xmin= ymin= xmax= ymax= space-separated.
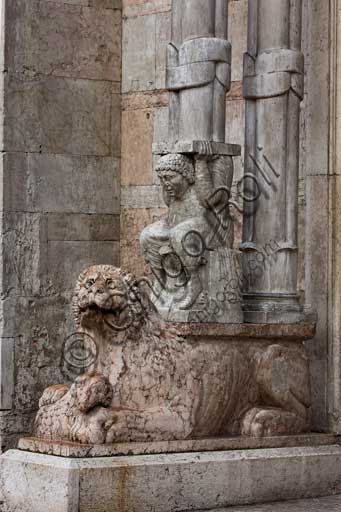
xmin=34 ymin=265 xmax=311 ymax=443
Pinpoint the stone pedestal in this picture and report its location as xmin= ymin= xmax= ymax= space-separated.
xmin=2 ymin=445 xmax=341 ymax=512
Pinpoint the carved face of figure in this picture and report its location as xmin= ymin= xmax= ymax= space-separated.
xmin=159 ymin=170 xmax=189 ymax=201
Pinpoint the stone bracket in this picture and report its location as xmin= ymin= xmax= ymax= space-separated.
xmin=153 ymin=140 xmax=241 ymax=157
xmin=0 ymin=337 xmax=15 ymax=410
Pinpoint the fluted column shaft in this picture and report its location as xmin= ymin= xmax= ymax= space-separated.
xmin=242 ymin=0 xmax=304 ymax=323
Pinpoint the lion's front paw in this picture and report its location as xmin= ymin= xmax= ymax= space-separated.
xmin=241 ymin=407 xmax=304 ymax=437
xmin=105 ymin=409 xmax=143 ymax=443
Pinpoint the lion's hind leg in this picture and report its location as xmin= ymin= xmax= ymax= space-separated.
xmin=241 ymin=344 xmax=311 ymax=437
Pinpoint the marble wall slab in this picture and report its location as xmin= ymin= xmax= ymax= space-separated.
xmin=0 ymin=0 xmax=122 ymax=451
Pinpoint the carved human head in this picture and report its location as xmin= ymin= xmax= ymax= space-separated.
xmin=156 ymin=154 xmax=195 ymax=200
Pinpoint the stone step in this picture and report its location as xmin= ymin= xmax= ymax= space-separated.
xmin=202 ymin=495 xmax=341 ymax=511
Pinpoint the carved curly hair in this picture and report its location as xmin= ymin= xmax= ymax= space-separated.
xmin=155 ymin=153 xmax=195 ymax=184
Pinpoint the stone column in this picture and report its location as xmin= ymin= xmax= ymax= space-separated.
xmin=167 ymin=0 xmax=229 ymax=143
xmin=242 ymin=0 xmax=305 ymax=323
xmin=159 ymin=0 xmax=239 ymax=156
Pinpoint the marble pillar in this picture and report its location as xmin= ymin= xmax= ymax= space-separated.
xmin=167 ymin=0 xmax=230 ymax=144
xmin=242 ymin=0 xmax=305 ymax=323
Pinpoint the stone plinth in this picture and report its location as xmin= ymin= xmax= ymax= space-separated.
xmin=206 ymin=495 xmax=341 ymax=512
xmin=173 ymin=320 xmax=316 ymax=341
xmin=2 ymin=445 xmax=341 ymax=512
xmin=18 ymin=433 xmax=335 ymax=458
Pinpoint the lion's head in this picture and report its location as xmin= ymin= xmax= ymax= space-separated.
xmin=72 ymin=265 xmax=149 ymax=331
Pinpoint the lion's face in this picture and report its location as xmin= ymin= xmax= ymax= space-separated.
xmin=78 ymin=267 xmax=128 ymax=312
xmin=73 ymin=265 xmax=143 ymax=330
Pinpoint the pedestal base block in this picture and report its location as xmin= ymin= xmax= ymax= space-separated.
xmin=2 ymin=445 xmax=341 ymax=512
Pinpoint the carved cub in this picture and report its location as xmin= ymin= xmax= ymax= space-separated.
xmin=34 ymin=373 xmax=116 ymax=444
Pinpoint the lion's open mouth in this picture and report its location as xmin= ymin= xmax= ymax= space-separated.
xmin=81 ymin=304 xmax=121 ymax=317
xmin=79 ymin=302 xmax=133 ymax=331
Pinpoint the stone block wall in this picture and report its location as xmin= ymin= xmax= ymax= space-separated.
xmin=0 ymin=0 xmax=122 ymax=450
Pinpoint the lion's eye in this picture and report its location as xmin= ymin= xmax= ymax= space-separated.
xmin=85 ymin=279 xmax=95 ymax=289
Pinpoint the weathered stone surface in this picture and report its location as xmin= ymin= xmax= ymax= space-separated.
xmin=0 ymin=450 xmax=79 ymax=512
xmin=153 ymin=106 xmax=169 ymax=144
xmin=47 ymin=214 xmax=120 ymax=242
xmin=18 ymin=433 xmax=336 ymax=458
xmin=0 ymin=211 xmax=47 ymax=299
xmin=329 ymin=174 xmax=341 ymax=434
xmin=229 ymin=0 xmax=248 ymax=82
xmin=89 ymin=0 xmax=122 ymax=8
xmin=0 ymin=338 xmax=14 ymax=411
xmin=225 ymin=99 xmax=245 ymax=179
xmin=120 ymin=207 xmax=166 ymax=275
xmin=301 ymin=0 xmax=330 ymax=177
xmin=0 ymin=0 xmax=122 ymax=453
xmin=4 ymin=75 xmax=114 ymax=156
xmin=121 ymin=186 xmax=164 ymax=209
xmin=123 ymin=0 xmax=171 ymax=19
xmin=122 ymin=15 xmax=156 ymax=93
xmin=3 ymin=153 xmax=120 ymax=214
xmin=304 ymin=175 xmax=329 ymax=431
xmin=122 ymin=11 xmax=169 ymax=92
xmin=47 ymin=242 xmax=119 ymax=293
xmin=41 ymin=0 xmax=88 ymax=5
xmin=0 ymin=297 xmax=76 ymax=448
xmin=199 ymin=495 xmax=341 ymax=512
xmin=155 ymin=12 xmax=171 ymax=89
xmin=2 ymin=445 xmax=341 ymax=511
xmin=111 ymin=92 xmax=122 ymax=158
xmin=6 ymin=1 xmax=122 ymax=81
xmin=174 ymin=321 xmax=316 ymax=341
xmin=122 ymin=90 xmax=168 ymax=111
xmin=121 ymin=108 xmax=154 ymax=185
